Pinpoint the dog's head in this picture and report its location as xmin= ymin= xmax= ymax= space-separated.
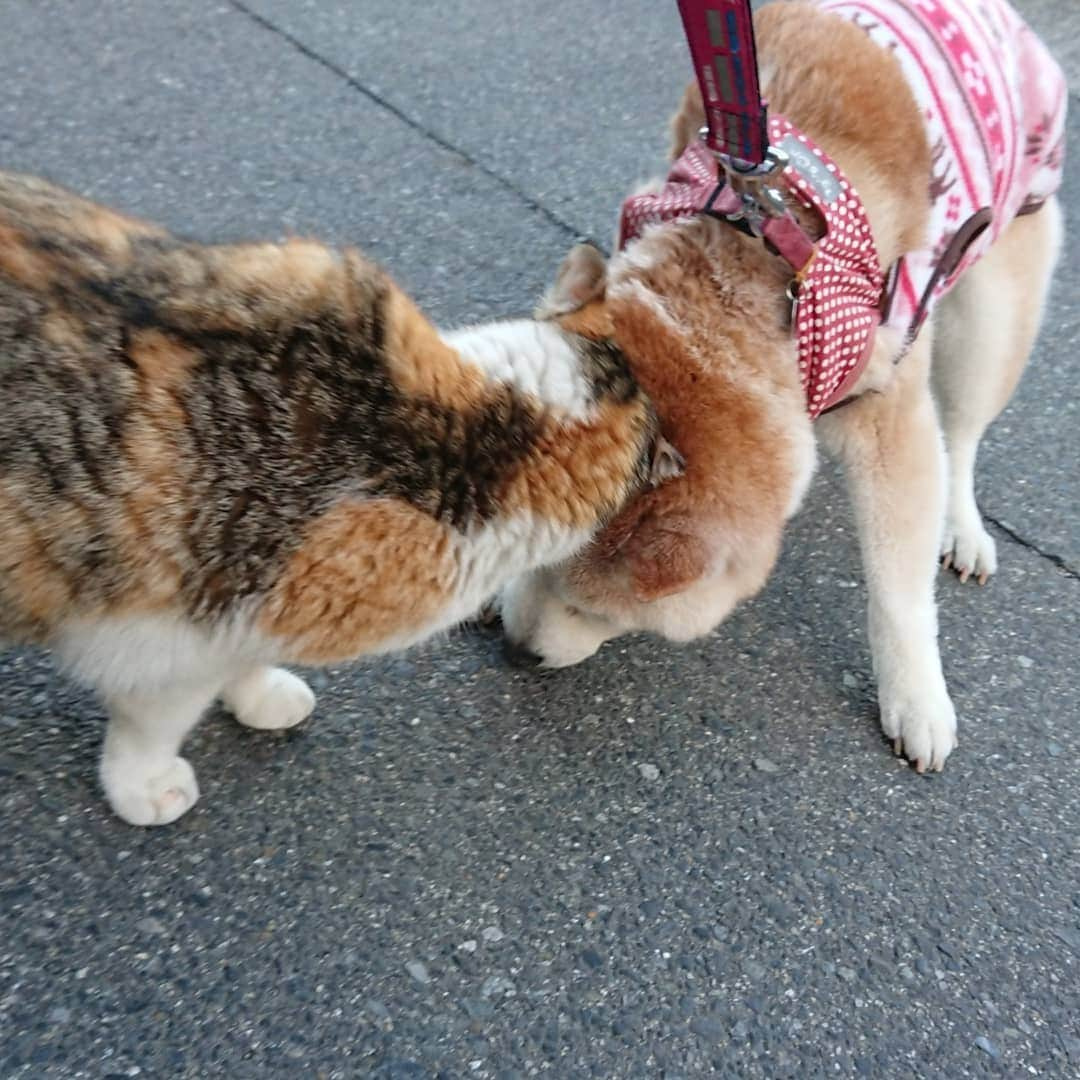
xmin=500 ymin=231 xmax=817 ymax=668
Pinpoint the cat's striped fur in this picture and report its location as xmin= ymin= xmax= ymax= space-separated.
xmin=0 ymin=171 xmax=670 ymax=824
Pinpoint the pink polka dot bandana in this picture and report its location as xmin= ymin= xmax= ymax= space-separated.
xmin=618 ymin=140 xmax=722 ymax=250
xmin=769 ymin=115 xmax=884 ymax=417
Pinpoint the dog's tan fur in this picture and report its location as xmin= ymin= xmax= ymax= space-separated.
xmin=500 ymin=0 xmax=1064 ymax=772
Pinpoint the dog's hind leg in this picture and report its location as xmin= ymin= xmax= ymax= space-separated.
xmin=932 ymin=197 xmax=1064 ymax=584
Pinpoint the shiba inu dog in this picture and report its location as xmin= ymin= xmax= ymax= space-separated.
xmin=0 ymin=170 xmax=678 ymax=824
xmin=501 ymin=0 xmax=1065 ymax=773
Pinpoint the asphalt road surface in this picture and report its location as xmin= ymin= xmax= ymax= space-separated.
xmin=2 ymin=2 xmax=1078 ymax=1077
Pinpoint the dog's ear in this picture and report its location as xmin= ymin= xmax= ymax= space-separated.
xmin=625 ymin=522 xmax=710 ymax=602
xmin=648 ymin=436 xmax=685 ymax=487
xmin=537 ymin=243 xmax=607 ymax=318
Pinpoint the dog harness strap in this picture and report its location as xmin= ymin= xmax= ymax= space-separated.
xmin=706 ymin=185 xmax=816 ymax=273
xmin=676 ymin=0 xmax=769 ymax=166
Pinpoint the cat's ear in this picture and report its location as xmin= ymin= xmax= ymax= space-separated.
xmin=537 ymin=243 xmax=607 ymax=318
xmin=648 ymin=436 xmax=685 ymax=487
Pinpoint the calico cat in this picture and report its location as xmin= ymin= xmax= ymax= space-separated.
xmin=0 ymin=171 xmax=676 ymax=826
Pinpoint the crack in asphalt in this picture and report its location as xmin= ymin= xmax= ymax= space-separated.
xmin=225 ymin=0 xmax=590 ymax=246
xmin=986 ymin=514 xmax=1080 ymax=582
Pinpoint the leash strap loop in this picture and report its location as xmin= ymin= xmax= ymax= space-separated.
xmin=676 ymin=0 xmax=769 ymax=167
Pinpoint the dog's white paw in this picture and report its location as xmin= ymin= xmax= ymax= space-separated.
xmin=104 ymin=757 xmax=200 ymax=826
xmin=224 ymin=667 xmax=316 ymax=731
xmin=880 ymin=684 xmax=958 ymax=773
xmin=940 ymin=515 xmax=997 ymax=585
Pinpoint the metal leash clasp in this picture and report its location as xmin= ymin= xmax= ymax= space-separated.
xmin=704 ymin=126 xmax=789 ymax=235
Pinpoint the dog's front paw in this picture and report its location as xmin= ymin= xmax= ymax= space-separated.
xmin=940 ymin=515 xmax=997 ymax=585
xmin=880 ymin=684 xmax=957 ymax=773
xmin=224 ymin=667 xmax=316 ymax=731
xmin=104 ymin=757 xmax=200 ymax=826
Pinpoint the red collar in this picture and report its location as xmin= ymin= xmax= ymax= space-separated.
xmin=619 ymin=117 xmax=884 ymax=417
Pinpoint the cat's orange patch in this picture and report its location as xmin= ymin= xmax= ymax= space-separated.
xmin=382 ymin=285 xmax=492 ymax=411
xmin=260 ymin=498 xmax=456 ymax=664
xmin=113 ymin=337 xmax=195 ymax=607
xmin=117 ymin=422 xmax=187 ymax=605
xmin=0 ymin=485 xmax=77 ymax=632
xmin=0 ymin=224 xmax=54 ymax=290
xmin=219 ymin=239 xmax=342 ymax=315
xmin=500 ymin=403 xmax=646 ymax=529
xmin=129 ymin=328 xmax=200 ymax=399
xmin=155 ymin=239 xmax=349 ymax=334
xmin=40 ymin=311 xmax=89 ymax=351
xmin=79 ymin=204 xmax=164 ymax=256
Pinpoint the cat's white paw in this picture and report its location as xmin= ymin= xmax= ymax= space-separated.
xmin=104 ymin=757 xmax=200 ymax=826
xmin=223 ymin=667 xmax=316 ymax=731
xmin=940 ymin=514 xmax=997 ymax=585
xmin=879 ymin=683 xmax=958 ymax=773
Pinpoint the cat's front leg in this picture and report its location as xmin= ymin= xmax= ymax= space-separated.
xmin=100 ymin=682 xmax=221 ymax=826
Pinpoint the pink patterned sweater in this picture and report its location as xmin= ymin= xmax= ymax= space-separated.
xmin=819 ymin=0 xmax=1066 ymax=335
